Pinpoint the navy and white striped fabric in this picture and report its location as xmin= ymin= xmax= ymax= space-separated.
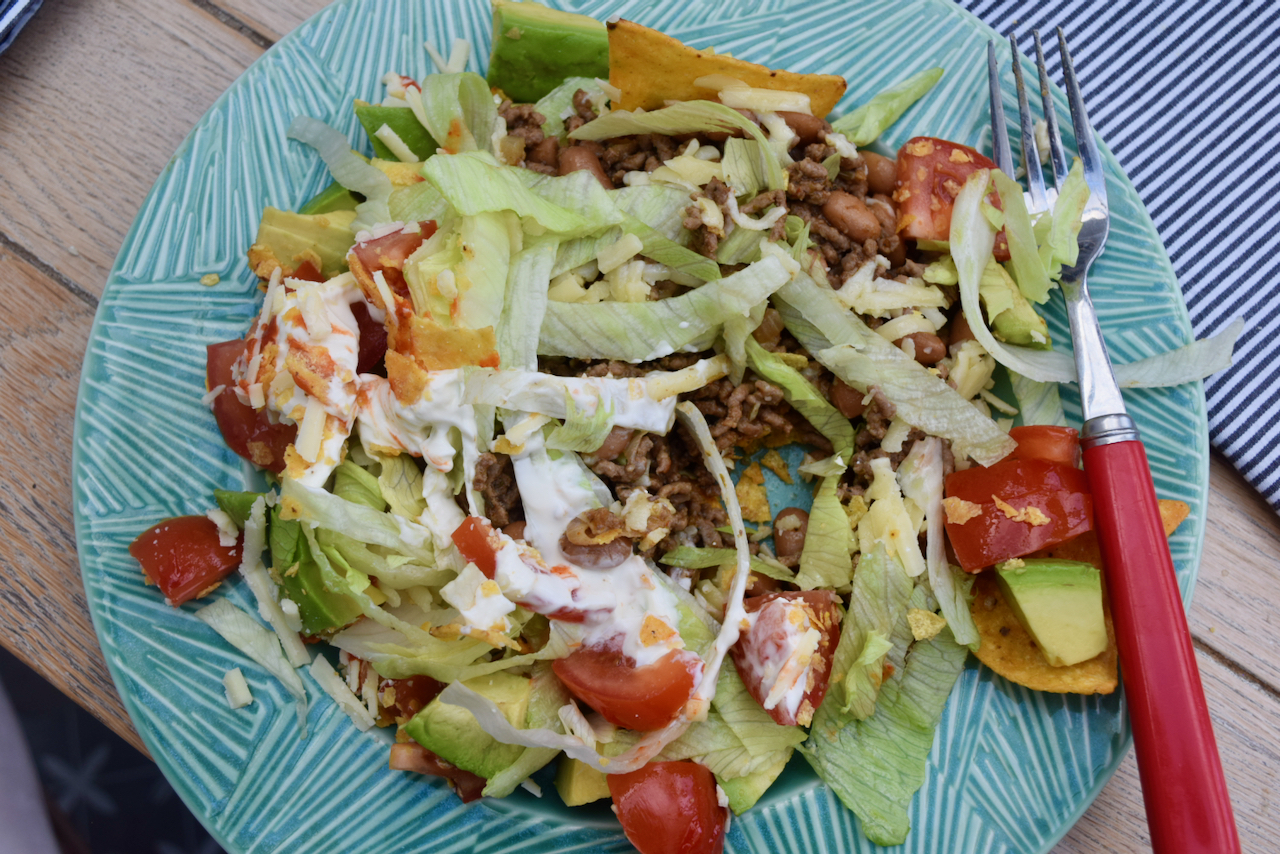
xmin=959 ymin=0 xmax=1280 ymax=515
xmin=0 ymin=0 xmax=40 ymax=55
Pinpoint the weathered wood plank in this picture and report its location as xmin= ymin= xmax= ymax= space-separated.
xmin=1055 ymin=648 xmax=1278 ymax=853
xmin=212 ymin=0 xmax=325 ymax=46
xmin=1189 ymin=453 xmax=1280 ymax=692
xmin=0 ymin=248 xmax=145 ymax=755
xmin=0 ymin=0 xmax=262 ymax=298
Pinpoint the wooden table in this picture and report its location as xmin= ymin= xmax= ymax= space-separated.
xmin=0 ymin=1 xmax=1276 ymax=851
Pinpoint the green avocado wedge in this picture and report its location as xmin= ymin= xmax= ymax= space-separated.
xmin=487 ymin=0 xmax=609 ymax=103
xmin=995 ymin=558 xmax=1107 ymax=667
xmin=406 ymin=672 xmax=532 ymax=779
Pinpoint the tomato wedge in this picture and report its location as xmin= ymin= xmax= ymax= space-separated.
xmin=608 ymin=761 xmax=727 ymax=854
xmin=895 ymin=136 xmax=1009 ymax=260
xmin=129 ymin=516 xmax=242 ymax=605
xmin=944 ymin=458 xmax=1093 ymax=571
xmin=553 ymin=645 xmax=700 ymax=732
xmin=349 ymin=220 xmax=438 ymax=297
xmin=206 ymin=339 xmax=297 ymax=473
xmin=350 ymin=300 xmax=388 ymax=375
xmin=387 ymin=743 xmax=486 ymax=803
xmin=1007 ymin=425 xmax=1081 ymax=468
xmin=451 ymin=516 xmax=500 ymax=578
xmin=731 ymin=591 xmax=841 ymax=726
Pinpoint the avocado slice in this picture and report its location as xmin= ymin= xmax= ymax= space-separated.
xmin=299 ymin=181 xmax=360 ymax=216
xmin=995 ymin=558 xmax=1107 ymax=667
xmin=555 ymin=757 xmax=612 ymax=806
xmin=268 ymin=507 xmax=363 ymax=637
xmin=356 ymin=102 xmax=439 ymax=162
xmin=718 ymin=748 xmax=792 ymax=815
xmin=487 ymin=0 xmax=609 ymax=104
xmin=249 ymin=207 xmax=357 ymax=280
xmin=979 ymin=259 xmax=1051 ymax=349
xmin=406 ymin=672 xmax=532 ymax=779
xmin=213 ymin=489 xmax=262 ymax=528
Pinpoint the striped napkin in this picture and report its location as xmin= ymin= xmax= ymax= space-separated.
xmin=0 ymin=0 xmax=40 ymax=54
xmin=959 ymin=0 xmax=1280 ymax=516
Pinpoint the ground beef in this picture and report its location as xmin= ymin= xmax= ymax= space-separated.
xmin=564 ymin=88 xmax=598 ymax=134
xmin=499 ymin=101 xmax=546 ymax=147
xmin=684 ymin=177 xmax=732 ymax=258
xmin=474 ymin=452 xmax=522 ymax=528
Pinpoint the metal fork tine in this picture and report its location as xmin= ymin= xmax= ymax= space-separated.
xmin=1009 ymin=35 xmax=1048 ymax=211
xmin=986 ymin=41 xmax=1014 ymax=176
xmin=1057 ymin=28 xmax=1107 ymax=204
xmin=1033 ymin=30 xmax=1069 ymax=187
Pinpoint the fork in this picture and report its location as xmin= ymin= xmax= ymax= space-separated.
xmin=990 ymin=33 xmax=1241 ymax=854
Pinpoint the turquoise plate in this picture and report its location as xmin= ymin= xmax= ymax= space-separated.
xmin=73 ymin=0 xmax=1207 ymax=851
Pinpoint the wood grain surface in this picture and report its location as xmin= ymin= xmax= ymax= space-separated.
xmin=0 ymin=0 xmax=1275 ymax=850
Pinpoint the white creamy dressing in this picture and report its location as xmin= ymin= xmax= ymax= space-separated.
xmin=737 ymin=598 xmax=822 ymax=721
xmin=502 ymin=433 xmax=689 ymax=668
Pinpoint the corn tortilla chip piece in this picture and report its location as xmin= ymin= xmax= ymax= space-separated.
xmin=969 ymin=498 xmax=1189 ymax=694
xmin=735 ymin=461 xmax=772 ymax=523
xmin=759 ymin=449 xmax=793 ymax=484
xmin=607 ymin=19 xmax=846 ymax=118
xmin=970 ymin=572 xmax=1119 ymax=695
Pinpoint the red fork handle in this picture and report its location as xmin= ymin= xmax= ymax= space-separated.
xmin=1083 ymin=438 xmax=1240 ymax=853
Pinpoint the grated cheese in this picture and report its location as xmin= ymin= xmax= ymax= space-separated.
xmin=374 ymin=123 xmax=420 ymax=163
xmin=295 ymin=397 xmax=328 ymax=463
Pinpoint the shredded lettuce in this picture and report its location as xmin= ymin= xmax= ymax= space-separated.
xmin=570 ymin=100 xmax=785 ymax=191
xmin=288 ymin=116 xmax=392 ymax=231
xmin=455 ymin=211 xmax=515 ymax=329
xmin=829 ymin=68 xmax=944 ymax=146
xmin=482 ymin=662 xmax=571 ymax=798
xmin=776 ymin=273 xmax=1016 ymax=465
xmin=952 ymin=169 xmax=1241 ymax=387
xmin=834 ymin=543 xmax=911 ymax=720
xmin=280 ymin=479 xmax=434 ymax=562
xmin=534 ymin=77 xmax=606 ymax=140
xmin=803 ymin=626 xmax=968 ymax=846
xmin=659 ymin=546 xmax=795 ymax=582
xmin=979 ymin=257 xmax=1051 ymax=348
xmin=1009 ymin=373 xmax=1069 ymax=427
xmin=795 ymin=475 xmax=854 ymax=590
xmin=898 ymin=438 xmax=979 ymax=647
xmin=408 ymin=72 xmax=499 ymax=155
xmin=421 ymin=151 xmax=588 ymax=234
xmin=991 ymin=170 xmax=1051 ymax=304
xmin=722 ymin=138 xmax=771 ymax=197
xmin=333 ymin=459 xmax=386 ymax=511
xmin=539 ymin=254 xmax=791 ymax=361
xmin=745 ymin=337 xmax=855 ymax=461
xmin=1045 ymin=159 xmax=1090 ymax=270
xmin=723 ymin=301 xmax=766 ymax=384
xmin=376 ymin=453 xmax=428 ymax=520
xmin=497 ymin=240 xmax=557 ymax=371
xmin=196 ymin=598 xmax=309 ymax=731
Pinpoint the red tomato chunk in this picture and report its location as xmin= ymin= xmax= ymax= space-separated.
xmin=129 ymin=516 xmax=241 ymax=605
xmin=731 ymin=590 xmax=841 ymax=726
xmin=206 ymin=339 xmax=297 ymax=473
xmin=388 ymin=743 xmax=486 ymax=803
xmin=895 ymin=136 xmax=1010 ymax=260
xmin=944 ymin=458 xmax=1093 ymax=571
xmin=608 ymin=761 xmax=727 ymax=854
xmin=1007 ymin=424 xmax=1082 ymax=468
xmin=553 ymin=645 xmax=699 ymax=732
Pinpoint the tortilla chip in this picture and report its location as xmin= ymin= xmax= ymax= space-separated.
xmin=759 ymin=449 xmax=793 ymax=484
xmin=970 ymin=573 xmax=1119 ymax=695
xmin=396 ymin=313 xmax=500 ymax=372
xmin=971 ymin=498 xmax=1190 ymax=694
xmin=735 ymin=462 xmax=772 ymax=523
xmin=607 ymin=19 xmax=846 ymax=118
xmin=1159 ymin=499 xmax=1190 ymax=536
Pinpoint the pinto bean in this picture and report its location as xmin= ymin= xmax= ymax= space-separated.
xmin=949 ymin=311 xmax=976 ymax=347
xmin=861 ymin=151 xmax=897 ymax=195
xmin=558 ymin=534 xmax=634 ymax=569
xmin=897 ymin=331 xmax=947 ymax=365
xmin=773 ymin=508 xmax=810 ymax=560
xmin=829 ymin=377 xmax=867 ymax=419
xmin=592 ymin=426 xmax=634 ymax=460
xmin=822 ymin=191 xmax=881 ymax=242
xmin=502 ymin=521 xmax=527 ymax=542
xmin=777 ymin=111 xmax=828 ymax=144
xmin=559 ymin=145 xmax=612 ymax=189
xmin=528 ymin=136 xmax=560 ymax=167
xmin=751 ymin=307 xmax=786 ymax=348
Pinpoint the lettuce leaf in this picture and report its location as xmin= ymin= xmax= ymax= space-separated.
xmin=1009 ymin=373 xmax=1068 ymax=427
xmin=794 ymin=474 xmax=854 ymax=591
xmin=421 ymin=151 xmax=588 ymax=234
xmin=196 ymin=598 xmax=309 ymax=731
xmin=991 ymin=170 xmax=1051 ymax=303
xmin=804 ymin=625 xmax=968 ymax=846
xmin=333 ymin=459 xmax=386 ymax=511
xmin=455 ymin=210 xmax=514 ymax=329
xmin=570 ymin=100 xmax=785 ymax=191
xmin=775 ymin=273 xmax=1015 ymax=466
xmin=829 ymin=68 xmax=944 ymax=146
xmin=659 ymin=546 xmax=795 ymax=582
xmin=534 ymin=76 xmax=606 ymax=140
xmin=408 ymin=72 xmax=499 ymax=155
xmin=288 ymin=116 xmax=393 ymax=231
xmin=497 ymin=240 xmax=557 ymax=371
xmin=539 ymin=255 xmax=791 ymax=361
xmin=482 ymin=662 xmax=571 ymax=797
xmin=745 ymin=337 xmax=855 ymax=461
xmin=834 ymin=542 xmax=912 ymax=719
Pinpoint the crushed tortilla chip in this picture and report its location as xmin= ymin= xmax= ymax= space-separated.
xmin=759 ymin=449 xmax=793 ymax=484
xmin=607 ymin=19 xmax=846 ymax=117
xmin=991 ymin=494 xmax=1050 ymax=526
xmin=639 ymin=614 xmax=679 ymax=647
xmin=1159 ymin=499 xmax=1190 ymax=536
xmin=735 ymin=462 xmax=772 ymax=523
xmin=971 ymin=499 xmax=1189 ymax=694
xmin=907 ymin=609 xmax=947 ymax=641
xmin=942 ymin=496 xmax=983 ymax=525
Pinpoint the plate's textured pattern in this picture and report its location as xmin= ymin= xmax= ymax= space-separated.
xmin=73 ymin=0 xmax=1205 ymax=852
